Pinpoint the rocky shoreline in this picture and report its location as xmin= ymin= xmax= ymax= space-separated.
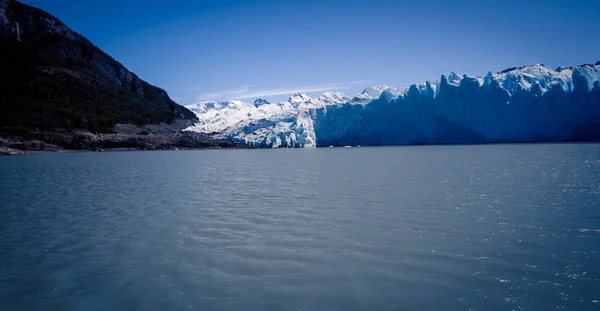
xmin=0 ymin=123 xmax=249 ymax=156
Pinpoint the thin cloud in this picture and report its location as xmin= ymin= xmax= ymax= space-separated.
xmin=235 ymin=84 xmax=348 ymax=99
xmin=196 ymin=84 xmax=348 ymax=101
xmin=351 ymin=80 xmax=376 ymax=85
xmin=196 ymin=86 xmax=251 ymax=101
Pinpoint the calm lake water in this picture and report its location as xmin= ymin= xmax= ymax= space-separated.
xmin=1 ymin=144 xmax=600 ymax=311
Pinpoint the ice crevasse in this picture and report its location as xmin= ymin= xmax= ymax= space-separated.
xmin=185 ymin=63 xmax=600 ymax=147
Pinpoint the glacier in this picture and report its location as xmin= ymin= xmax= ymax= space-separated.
xmin=185 ymin=62 xmax=600 ymax=147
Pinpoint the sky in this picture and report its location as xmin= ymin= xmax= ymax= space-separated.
xmin=21 ymin=0 xmax=600 ymax=105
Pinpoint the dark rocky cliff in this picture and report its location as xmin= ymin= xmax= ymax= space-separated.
xmin=0 ymin=0 xmax=197 ymax=132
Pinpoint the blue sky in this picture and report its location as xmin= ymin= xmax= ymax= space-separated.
xmin=22 ymin=0 xmax=600 ymax=104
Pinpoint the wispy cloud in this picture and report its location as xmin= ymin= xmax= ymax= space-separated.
xmin=351 ymin=80 xmax=376 ymax=85
xmin=236 ymin=84 xmax=348 ymax=99
xmin=196 ymin=84 xmax=348 ymax=101
xmin=196 ymin=86 xmax=252 ymax=101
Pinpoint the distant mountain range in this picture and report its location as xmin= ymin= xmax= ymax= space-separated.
xmin=0 ymin=0 xmax=197 ymax=132
xmin=185 ymin=63 xmax=600 ymax=147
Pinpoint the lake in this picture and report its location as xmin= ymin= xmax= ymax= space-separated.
xmin=1 ymin=144 xmax=599 ymax=310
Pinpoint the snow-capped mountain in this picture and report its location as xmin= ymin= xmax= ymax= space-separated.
xmin=253 ymin=98 xmax=270 ymax=107
xmin=185 ymin=62 xmax=600 ymax=147
xmin=185 ymin=91 xmax=349 ymax=147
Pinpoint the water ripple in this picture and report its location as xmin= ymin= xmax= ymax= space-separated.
xmin=1 ymin=144 xmax=599 ymax=310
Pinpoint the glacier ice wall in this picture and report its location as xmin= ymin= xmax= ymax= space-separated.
xmin=186 ymin=63 xmax=600 ymax=147
xmin=314 ymin=64 xmax=600 ymax=146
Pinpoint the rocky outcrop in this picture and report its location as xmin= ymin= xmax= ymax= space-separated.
xmin=0 ymin=0 xmax=11 ymax=26
xmin=0 ymin=0 xmax=197 ymax=132
xmin=0 ymin=126 xmax=243 ymax=155
xmin=0 ymin=147 xmax=26 ymax=155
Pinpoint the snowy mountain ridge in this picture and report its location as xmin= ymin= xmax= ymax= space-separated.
xmin=185 ymin=62 xmax=600 ymax=147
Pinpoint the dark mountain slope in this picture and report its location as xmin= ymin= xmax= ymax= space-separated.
xmin=0 ymin=0 xmax=197 ymax=132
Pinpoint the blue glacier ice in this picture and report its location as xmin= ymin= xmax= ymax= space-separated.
xmin=185 ymin=63 xmax=600 ymax=147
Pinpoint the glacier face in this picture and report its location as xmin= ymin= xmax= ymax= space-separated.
xmin=185 ymin=63 xmax=600 ymax=147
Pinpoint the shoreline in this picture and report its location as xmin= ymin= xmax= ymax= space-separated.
xmin=0 ymin=145 xmax=248 ymax=156
xmin=0 ymin=127 xmax=252 ymax=156
xmin=4 ymin=137 xmax=599 ymax=156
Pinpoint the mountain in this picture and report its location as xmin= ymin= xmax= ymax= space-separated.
xmin=185 ymin=91 xmax=349 ymax=147
xmin=253 ymin=98 xmax=270 ymax=107
xmin=0 ymin=0 xmax=197 ymax=132
xmin=185 ymin=63 xmax=600 ymax=147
